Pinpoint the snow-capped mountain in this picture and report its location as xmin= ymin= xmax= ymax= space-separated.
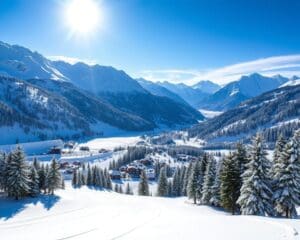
xmin=0 ymin=41 xmax=67 ymax=81
xmin=157 ymin=81 xmax=209 ymax=107
xmin=192 ymin=80 xmax=220 ymax=94
xmin=189 ymin=83 xmax=300 ymax=144
xmin=279 ymin=76 xmax=300 ymax=88
xmin=0 ymin=41 xmax=204 ymax=143
xmin=198 ymin=73 xmax=289 ymax=111
xmin=137 ymin=78 xmax=188 ymax=105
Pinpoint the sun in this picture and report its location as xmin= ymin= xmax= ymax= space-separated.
xmin=65 ymin=0 xmax=101 ymax=35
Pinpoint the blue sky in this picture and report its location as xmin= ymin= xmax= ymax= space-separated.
xmin=1 ymin=0 xmax=300 ymax=84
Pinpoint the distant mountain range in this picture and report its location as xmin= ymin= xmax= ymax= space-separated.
xmin=0 ymin=41 xmax=203 ymax=143
xmin=189 ymin=83 xmax=300 ymax=144
xmin=197 ymin=73 xmax=290 ymax=111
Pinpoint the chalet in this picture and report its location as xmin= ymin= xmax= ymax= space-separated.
xmin=48 ymin=146 xmax=62 ymax=154
xmin=146 ymin=168 xmax=155 ymax=180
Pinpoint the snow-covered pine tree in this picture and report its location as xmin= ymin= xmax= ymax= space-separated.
xmin=138 ymin=170 xmax=149 ymax=196
xmin=182 ymin=162 xmax=193 ymax=196
xmin=47 ymin=159 xmax=62 ymax=195
xmin=201 ymin=158 xmax=217 ymax=205
xmin=157 ymin=167 xmax=168 ymax=197
xmin=6 ymin=146 xmax=30 ymax=200
xmin=61 ymin=178 xmax=65 ymax=190
xmin=86 ymin=164 xmax=93 ymax=186
xmin=271 ymin=135 xmax=286 ymax=179
xmin=114 ymin=184 xmax=119 ymax=192
xmin=187 ymin=160 xmax=201 ymax=204
xmin=172 ymin=167 xmax=181 ymax=197
xmin=125 ymin=182 xmax=133 ymax=195
xmin=237 ymin=134 xmax=273 ymax=216
xmin=72 ymin=169 xmax=78 ymax=187
xmin=210 ymin=158 xmax=223 ymax=207
xmin=77 ymin=171 xmax=83 ymax=187
xmin=119 ymin=185 xmax=123 ymax=194
xmin=44 ymin=164 xmax=50 ymax=192
xmin=234 ymin=143 xmax=248 ymax=175
xmin=273 ymin=140 xmax=300 ymax=218
xmin=33 ymin=158 xmax=40 ymax=171
xmin=28 ymin=165 xmax=40 ymax=197
xmin=220 ymin=153 xmax=241 ymax=214
xmin=104 ymin=169 xmax=112 ymax=190
xmin=38 ymin=164 xmax=47 ymax=193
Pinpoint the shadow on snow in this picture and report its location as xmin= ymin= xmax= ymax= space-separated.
xmin=0 ymin=193 xmax=60 ymax=220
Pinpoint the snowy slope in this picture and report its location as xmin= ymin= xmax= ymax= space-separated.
xmin=0 ymin=184 xmax=299 ymax=240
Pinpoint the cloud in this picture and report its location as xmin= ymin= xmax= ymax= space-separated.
xmin=139 ymin=54 xmax=300 ymax=85
xmin=48 ymin=55 xmax=97 ymax=65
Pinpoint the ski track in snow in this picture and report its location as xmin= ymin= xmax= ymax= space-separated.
xmin=1 ymin=184 xmax=300 ymax=240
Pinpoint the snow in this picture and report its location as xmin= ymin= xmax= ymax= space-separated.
xmin=76 ymin=136 xmax=141 ymax=151
xmin=280 ymin=79 xmax=300 ymax=88
xmin=0 ymin=183 xmax=299 ymax=240
xmin=199 ymin=109 xmax=223 ymax=119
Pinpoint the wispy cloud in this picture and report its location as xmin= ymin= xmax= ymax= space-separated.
xmin=48 ymin=55 xmax=97 ymax=65
xmin=139 ymin=54 xmax=300 ymax=85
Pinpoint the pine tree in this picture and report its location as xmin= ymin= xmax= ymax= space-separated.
xmin=32 ymin=158 xmax=40 ymax=171
xmin=46 ymin=159 xmax=62 ymax=195
xmin=61 ymin=178 xmax=65 ymax=190
xmin=187 ymin=160 xmax=201 ymax=204
xmin=104 ymin=169 xmax=112 ymax=189
xmin=119 ymin=185 xmax=123 ymax=194
xmin=114 ymin=184 xmax=119 ymax=192
xmin=272 ymin=135 xmax=286 ymax=178
xmin=28 ymin=165 xmax=40 ymax=197
xmin=72 ymin=169 xmax=78 ymax=187
xmin=237 ymin=134 xmax=273 ymax=216
xmin=210 ymin=158 xmax=223 ymax=207
xmin=138 ymin=170 xmax=149 ymax=196
xmin=220 ymin=153 xmax=241 ymax=214
xmin=6 ymin=147 xmax=30 ymax=200
xmin=273 ymin=143 xmax=300 ymax=217
xmin=86 ymin=164 xmax=93 ymax=186
xmin=172 ymin=168 xmax=181 ymax=197
xmin=157 ymin=167 xmax=168 ymax=197
xmin=182 ymin=162 xmax=192 ymax=196
xmin=38 ymin=164 xmax=47 ymax=193
xmin=201 ymin=158 xmax=217 ymax=204
xmin=125 ymin=182 xmax=133 ymax=195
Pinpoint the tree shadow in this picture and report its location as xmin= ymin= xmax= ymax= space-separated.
xmin=0 ymin=193 xmax=60 ymax=220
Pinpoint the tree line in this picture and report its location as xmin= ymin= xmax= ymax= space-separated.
xmin=137 ymin=130 xmax=300 ymax=218
xmin=0 ymin=146 xmax=63 ymax=200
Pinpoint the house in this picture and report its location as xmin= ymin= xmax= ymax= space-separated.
xmin=79 ymin=146 xmax=90 ymax=151
xmin=109 ymin=170 xmax=121 ymax=180
xmin=48 ymin=146 xmax=62 ymax=154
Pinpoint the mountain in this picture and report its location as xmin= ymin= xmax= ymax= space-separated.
xmin=189 ymin=84 xmax=300 ymax=144
xmin=51 ymin=62 xmax=204 ymax=126
xmin=192 ymin=80 xmax=220 ymax=93
xmin=157 ymin=81 xmax=209 ymax=107
xmin=0 ymin=41 xmax=204 ymax=142
xmin=0 ymin=76 xmax=155 ymax=144
xmin=0 ymin=41 xmax=67 ymax=81
xmin=198 ymin=73 xmax=289 ymax=111
xmin=137 ymin=78 xmax=188 ymax=105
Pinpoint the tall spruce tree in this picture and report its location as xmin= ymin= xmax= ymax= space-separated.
xmin=172 ymin=167 xmax=181 ymax=197
xmin=125 ymin=182 xmax=133 ymax=195
xmin=201 ymin=158 xmax=217 ymax=205
xmin=220 ymin=153 xmax=240 ymax=214
xmin=28 ymin=165 xmax=40 ymax=197
xmin=0 ymin=152 xmax=7 ymax=191
xmin=272 ymin=135 xmax=286 ymax=178
xmin=273 ymin=141 xmax=300 ymax=218
xmin=187 ymin=160 xmax=201 ymax=204
xmin=47 ymin=159 xmax=62 ymax=195
xmin=138 ymin=170 xmax=149 ymax=196
xmin=38 ymin=164 xmax=47 ymax=193
xmin=237 ymin=134 xmax=273 ymax=216
xmin=6 ymin=147 xmax=30 ymax=200
xmin=86 ymin=164 xmax=93 ymax=186
xmin=210 ymin=158 xmax=223 ymax=207
xmin=157 ymin=167 xmax=168 ymax=197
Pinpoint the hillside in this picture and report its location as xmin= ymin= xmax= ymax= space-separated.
xmin=0 ymin=183 xmax=298 ymax=240
xmin=189 ymin=84 xmax=300 ymax=143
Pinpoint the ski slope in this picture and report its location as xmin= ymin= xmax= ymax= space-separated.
xmin=0 ymin=183 xmax=299 ymax=240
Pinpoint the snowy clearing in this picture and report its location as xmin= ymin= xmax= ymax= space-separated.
xmin=199 ymin=109 xmax=223 ymax=119
xmin=0 ymin=183 xmax=299 ymax=240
